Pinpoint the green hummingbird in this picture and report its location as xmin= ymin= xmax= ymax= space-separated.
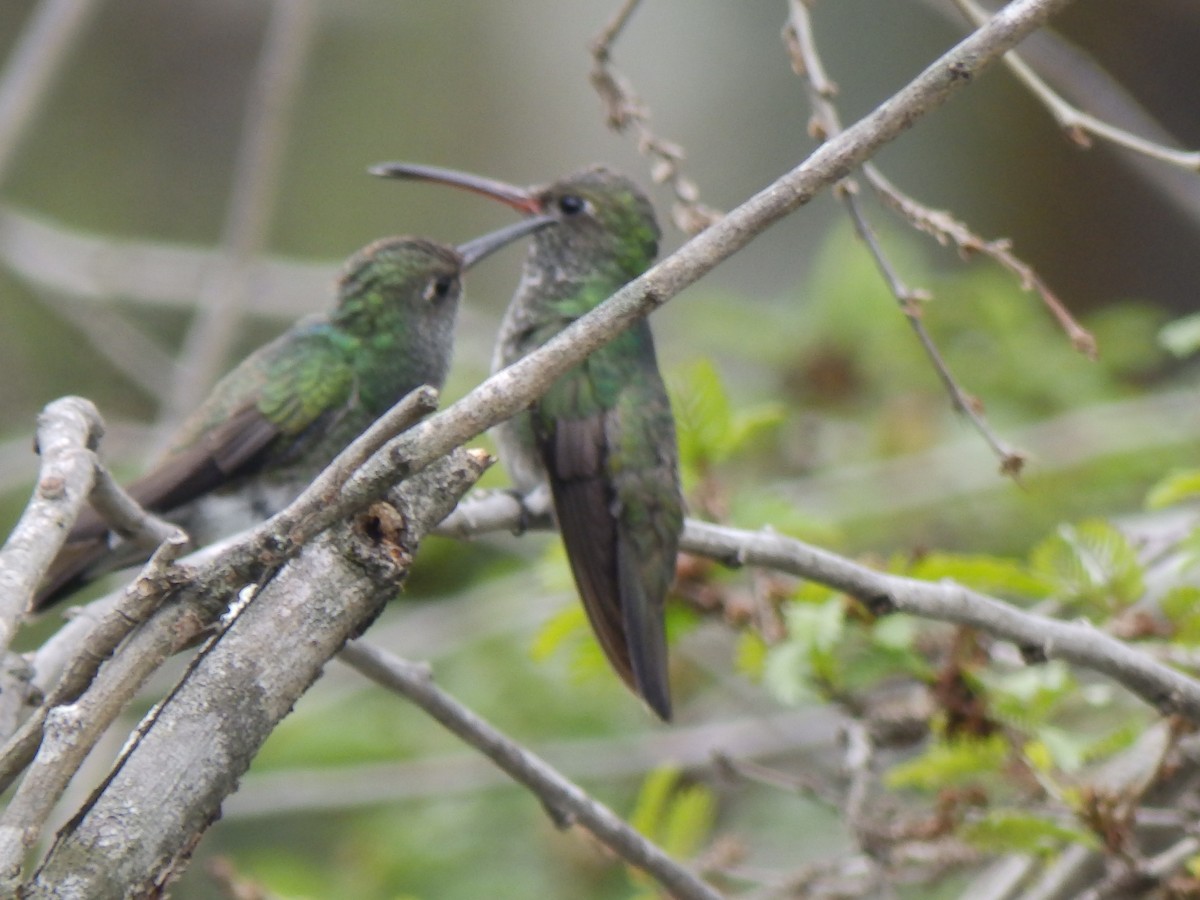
xmin=370 ymin=162 xmax=682 ymax=721
xmin=35 ymin=216 xmax=553 ymax=608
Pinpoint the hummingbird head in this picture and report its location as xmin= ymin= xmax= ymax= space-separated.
xmin=332 ymin=215 xmax=552 ymax=365
xmin=369 ymin=162 xmax=660 ymax=281
xmin=526 ymin=167 xmax=660 ymax=280
xmin=332 ymin=238 xmax=465 ymax=372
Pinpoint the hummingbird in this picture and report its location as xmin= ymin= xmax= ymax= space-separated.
xmin=35 ymin=216 xmax=553 ymax=608
xmin=370 ymin=162 xmax=683 ymax=721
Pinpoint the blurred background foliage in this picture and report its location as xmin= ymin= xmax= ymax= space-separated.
xmin=2 ymin=0 xmax=1200 ymax=897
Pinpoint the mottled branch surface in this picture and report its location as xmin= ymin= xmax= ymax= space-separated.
xmin=21 ymin=450 xmax=487 ymax=898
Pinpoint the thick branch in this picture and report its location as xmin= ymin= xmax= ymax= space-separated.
xmin=23 ymin=450 xmax=488 ymax=897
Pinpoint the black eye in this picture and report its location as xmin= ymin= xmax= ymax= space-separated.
xmin=557 ymin=194 xmax=586 ymax=215
xmin=428 ymin=275 xmax=455 ymax=300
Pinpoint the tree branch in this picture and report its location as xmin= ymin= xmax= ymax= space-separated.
xmin=432 ymin=488 xmax=1200 ymax=722
xmin=950 ymin=0 xmax=1200 ymax=171
xmin=340 ymin=0 xmax=1083 ymax=517
xmin=588 ymin=0 xmax=722 ymax=233
xmin=22 ymin=449 xmax=489 ymax=897
xmin=161 ymin=0 xmax=318 ymax=438
xmin=339 ymin=639 xmax=724 ymax=900
xmin=0 ymin=0 xmax=103 ymax=186
xmin=0 ymin=397 xmax=104 ymax=657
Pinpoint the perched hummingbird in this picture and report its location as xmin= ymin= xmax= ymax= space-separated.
xmin=35 ymin=216 xmax=553 ymax=608
xmin=371 ymin=162 xmax=683 ymax=720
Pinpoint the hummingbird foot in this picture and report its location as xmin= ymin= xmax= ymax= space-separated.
xmin=506 ymin=483 xmax=552 ymax=535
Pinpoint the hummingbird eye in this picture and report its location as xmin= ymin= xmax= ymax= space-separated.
xmin=557 ymin=194 xmax=586 ymax=216
xmin=425 ymin=275 xmax=456 ymax=302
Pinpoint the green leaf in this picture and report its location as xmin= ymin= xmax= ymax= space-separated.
xmin=671 ymin=359 xmax=785 ymax=472
xmin=962 ymin=809 xmax=1098 ymax=856
xmin=629 ymin=767 xmax=680 ymax=838
xmin=734 ymin=631 xmax=767 ymax=680
xmin=886 ymin=734 xmax=1009 ymax=791
xmin=1030 ymin=727 xmax=1088 ymax=774
xmin=1146 ymin=469 xmax=1200 ymax=510
xmin=1162 ymin=586 xmax=1200 ymax=644
xmin=871 ymin=614 xmax=918 ymax=652
xmin=984 ymin=662 xmax=1075 ymax=729
xmin=1078 ymin=721 xmax=1142 ymax=765
xmin=784 ymin=598 xmax=845 ymax=654
xmin=1029 ymin=520 xmax=1144 ymax=613
xmin=763 ymin=642 xmax=819 ymax=705
xmin=661 ymin=783 xmax=718 ymax=859
xmin=529 ymin=605 xmax=586 ymax=662
xmin=627 ymin=768 xmax=716 ymax=858
xmin=908 ymin=552 xmax=1055 ymax=600
xmin=529 ymin=605 xmax=609 ymax=681
xmin=1160 ymin=312 xmax=1200 ymax=358
xmin=725 ymin=402 xmax=786 ymax=460
xmin=1162 ymin=586 xmax=1200 ymax=623
xmin=671 ymin=358 xmax=733 ymax=473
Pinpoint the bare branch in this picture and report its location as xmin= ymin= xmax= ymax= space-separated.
xmin=0 ymin=0 xmax=103 ymax=186
xmin=0 ymin=385 xmax=439 ymax=791
xmin=950 ymin=0 xmax=1200 ymax=171
xmin=23 ymin=449 xmax=488 ymax=896
xmin=683 ymin=520 xmax=1200 ymax=718
xmin=0 ymin=397 xmax=104 ymax=656
xmin=340 ymin=640 xmax=724 ymax=900
xmin=429 ymin=490 xmax=1200 ymax=723
xmin=783 ymin=0 xmax=1056 ymax=476
xmin=589 ymin=0 xmax=722 ymax=234
xmin=161 ymin=0 xmax=318 ymax=436
xmin=863 ymin=165 xmax=1097 ymax=359
xmin=0 ymin=565 xmax=201 ymax=887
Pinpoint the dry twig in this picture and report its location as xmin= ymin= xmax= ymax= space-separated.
xmin=589 ymin=0 xmax=722 ymax=234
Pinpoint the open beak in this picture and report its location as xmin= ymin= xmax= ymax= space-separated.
xmin=456 ymin=215 xmax=555 ymax=269
xmin=369 ymin=162 xmax=542 ymax=216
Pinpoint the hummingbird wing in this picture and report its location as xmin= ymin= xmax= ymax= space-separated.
xmin=35 ymin=328 xmax=358 ymax=608
xmin=536 ymin=333 xmax=681 ymax=720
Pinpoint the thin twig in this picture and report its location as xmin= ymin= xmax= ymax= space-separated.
xmin=340 ymin=640 xmax=724 ymax=900
xmin=0 ymin=397 xmax=104 ymax=657
xmin=784 ymin=0 xmax=1029 ymax=476
xmin=418 ymin=488 xmax=1200 ymax=723
xmin=589 ymin=0 xmax=722 ymax=234
xmin=87 ymin=464 xmax=182 ymax=547
xmin=950 ymin=0 xmax=1200 ymax=172
xmin=863 ymin=164 xmax=1097 ymax=358
xmin=161 ymin=0 xmax=318 ymax=440
xmin=842 ymin=721 xmax=895 ymax=898
xmin=0 ymin=0 xmax=103 ymax=186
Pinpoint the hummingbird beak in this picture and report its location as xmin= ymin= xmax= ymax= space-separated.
xmin=369 ymin=162 xmax=542 ymax=216
xmin=456 ymin=215 xmax=556 ymax=270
